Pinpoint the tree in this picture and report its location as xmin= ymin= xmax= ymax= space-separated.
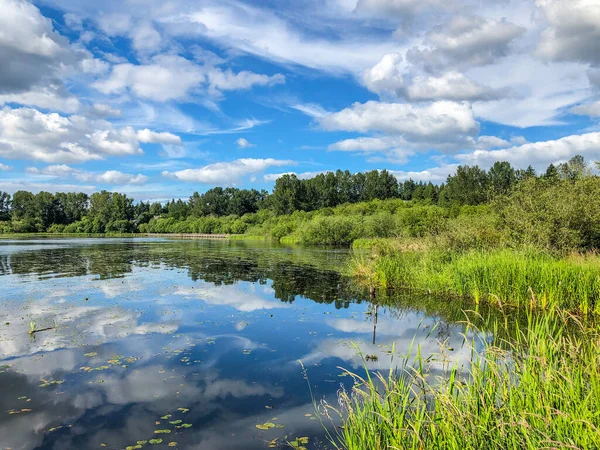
xmin=559 ymin=155 xmax=589 ymax=181
xmin=488 ymin=161 xmax=516 ymax=196
xmin=35 ymin=191 xmax=56 ymax=230
xmin=0 ymin=192 xmax=10 ymax=221
xmin=443 ymin=165 xmax=489 ymax=205
xmin=544 ymin=163 xmax=559 ymax=180
xmin=272 ymin=175 xmax=305 ymax=215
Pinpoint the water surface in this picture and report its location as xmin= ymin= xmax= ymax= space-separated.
xmin=0 ymin=238 xmax=484 ymax=450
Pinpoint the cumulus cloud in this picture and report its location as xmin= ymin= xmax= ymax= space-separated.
xmin=163 ymin=158 xmax=295 ymax=184
xmin=456 ymin=132 xmax=600 ymax=170
xmin=0 ymin=0 xmax=85 ymax=111
xmin=327 ymin=136 xmax=414 ymax=162
xmin=408 ymin=15 xmax=525 ymax=71
xmin=93 ymin=54 xmax=285 ymax=102
xmin=570 ymin=101 xmax=600 ymax=117
xmin=0 ymin=106 xmax=174 ymax=164
xmin=236 ymin=138 xmax=255 ymax=149
xmin=0 ymin=84 xmax=80 ymax=113
xmin=27 ymin=165 xmax=149 ymax=185
xmin=363 ymin=54 xmax=500 ymax=101
xmin=319 ymin=101 xmax=479 ymax=146
xmin=93 ymin=55 xmax=205 ymax=102
xmin=0 ymin=163 xmax=11 ymax=171
xmin=362 ymin=53 xmax=406 ymax=95
xmin=536 ymin=0 xmax=600 ymax=66
xmin=405 ymin=72 xmax=500 ymax=101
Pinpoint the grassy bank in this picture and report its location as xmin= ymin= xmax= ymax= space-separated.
xmin=324 ymin=311 xmax=600 ymax=450
xmin=351 ymin=246 xmax=600 ymax=314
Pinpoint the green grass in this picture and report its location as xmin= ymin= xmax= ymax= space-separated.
xmin=324 ymin=311 xmax=600 ymax=450
xmin=352 ymin=248 xmax=600 ymax=314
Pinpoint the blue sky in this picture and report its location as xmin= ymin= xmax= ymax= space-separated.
xmin=0 ymin=0 xmax=599 ymax=201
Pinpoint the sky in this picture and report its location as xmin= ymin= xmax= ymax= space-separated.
xmin=0 ymin=0 xmax=599 ymax=201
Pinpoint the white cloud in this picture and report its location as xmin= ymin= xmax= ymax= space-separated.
xmin=0 ymin=0 xmax=84 ymax=111
xmin=94 ymin=171 xmax=149 ymax=185
xmin=130 ymin=22 xmax=163 ymax=54
xmin=90 ymin=103 xmax=121 ymax=118
xmin=354 ymin=0 xmax=449 ymax=18
xmin=329 ymin=136 xmax=404 ymax=152
xmin=263 ymin=170 xmax=329 ymax=181
xmin=468 ymin=56 xmax=590 ymax=127
xmin=570 ymin=101 xmax=600 ymax=117
xmin=390 ymin=165 xmax=459 ymax=183
xmin=363 ymin=54 xmax=499 ymax=101
xmin=405 ymin=72 xmax=499 ymax=101
xmin=93 ymin=54 xmax=285 ymax=102
xmin=163 ymin=158 xmax=295 ymax=184
xmin=477 ymin=135 xmax=511 ymax=149
xmin=93 ymin=55 xmax=205 ymax=102
xmin=408 ymin=14 xmax=525 ymax=71
xmin=362 ymin=53 xmax=406 ymax=96
xmin=290 ymin=103 xmax=330 ymax=118
xmin=26 ymin=164 xmax=78 ymax=177
xmin=0 ymin=106 xmax=175 ymax=164
xmin=0 ymin=163 xmax=11 ymax=171
xmin=536 ymin=0 xmax=600 ymax=66
xmin=207 ymin=69 xmax=285 ymax=93
xmin=166 ymin=1 xmax=402 ymax=73
xmin=27 ymin=165 xmax=149 ymax=185
xmin=319 ymin=101 xmax=479 ymax=146
xmin=456 ymin=132 xmax=600 ymax=170
xmin=236 ymin=138 xmax=255 ymax=149
xmin=136 ymin=129 xmax=182 ymax=145
xmin=0 ymin=84 xmax=80 ymax=113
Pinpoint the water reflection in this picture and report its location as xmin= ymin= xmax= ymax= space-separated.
xmin=0 ymin=238 xmax=497 ymax=450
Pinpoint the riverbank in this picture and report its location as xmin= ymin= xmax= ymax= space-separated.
xmin=351 ymin=243 xmax=600 ymax=314
xmin=326 ymin=309 xmax=600 ymax=450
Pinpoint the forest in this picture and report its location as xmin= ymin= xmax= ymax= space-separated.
xmin=0 ymin=156 xmax=585 ymax=236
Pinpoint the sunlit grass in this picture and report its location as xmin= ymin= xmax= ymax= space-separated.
xmin=351 ymin=248 xmax=600 ymax=314
xmin=323 ymin=311 xmax=600 ymax=450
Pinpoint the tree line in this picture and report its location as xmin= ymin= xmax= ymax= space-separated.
xmin=0 ymin=156 xmax=591 ymax=234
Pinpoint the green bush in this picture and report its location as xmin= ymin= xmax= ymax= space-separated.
xmin=47 ymin=224 xmax=66 ymax=233
xmin=296 ymin=216 xmax=359 ymax=245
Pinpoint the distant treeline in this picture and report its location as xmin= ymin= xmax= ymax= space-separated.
xmin=0 ymin=156 xmax=590 ymax=234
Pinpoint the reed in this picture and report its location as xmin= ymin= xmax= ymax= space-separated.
xmin=324 ymin=311 xmax=600 ymax=450
xmin=352 ymin=248 xmax=600 ymax=314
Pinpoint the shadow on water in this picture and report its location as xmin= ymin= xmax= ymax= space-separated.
xmin=0 ymin=238 xmax=536 ymax=450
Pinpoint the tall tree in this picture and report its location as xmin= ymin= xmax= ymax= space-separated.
xmin=0 ymin=192 xmax=10 ymax=221
xmin=443 ymin=165 xmax=489 ymax=205
xmin=488 ymin=161 xmax=516 ymax=196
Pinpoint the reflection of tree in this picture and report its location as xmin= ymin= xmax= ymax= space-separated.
xmin=0 ymin=254 xmax=9 ymax=276
xmin=5 ymin=244 xmax=134 ymax=279
xmin=2 ymin=240 xmax=363 ymax=307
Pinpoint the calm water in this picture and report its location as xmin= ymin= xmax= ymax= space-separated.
xmin=0 ymin=238 xmax=485 ymax=450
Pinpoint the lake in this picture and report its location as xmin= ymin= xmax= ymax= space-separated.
xmin=0 ymin=238 xmax=488 ymax=450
